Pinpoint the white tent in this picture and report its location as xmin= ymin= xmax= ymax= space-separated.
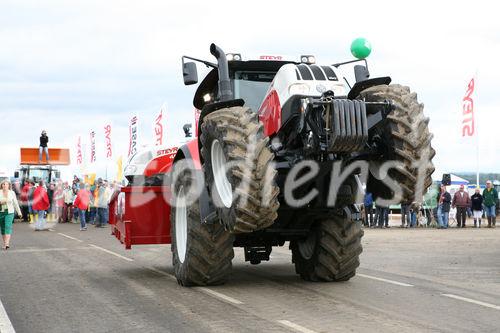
xmin=432 ymin=173 xmax=470 ymax=185
xmin=450 ymin=174 xmax=469 ymax=185
xmin=0 ymin=167 xmax=8 ymax=178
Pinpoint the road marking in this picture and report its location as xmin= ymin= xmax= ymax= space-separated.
xmin=0 ymin=296 xmax=16 ymax=333
xmin=442 ymin=294 xmax=500 ymax=310
xmin=148 ymin=269 xmax=241 ymax=304
xmin=147 ymin=268 xmax=177 ymax=281
xmin=5 ymin=247 xmax=92 ymax=253
xmin=357 ymin=273 xmax=414 ymax=287
xmin=277 ymin=320 xmax=318 ymax=333
xmin=197 ymin=287 xmax=244 ymax=305
xmin=57 ymin=233 xmax=83 ymax=242
xmin=88 ymin=244 xmax=134 ymax=262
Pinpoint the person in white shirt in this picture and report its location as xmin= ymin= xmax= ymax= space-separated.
xmin=63 ymin=183 xmax=75 ymax=223
xmin=0 ymin=179 xmax=22 ymax=250
xmin=95 ymin=179 xmax=112 ymax=228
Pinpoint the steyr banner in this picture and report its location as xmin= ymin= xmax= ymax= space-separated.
xmin=462 ymin=78 xmax=475 ymax=137
xmin=128 ymin=115 xmax=139 ymax=157
xmin=76 ymin=136 xmax=82 ymax=165
xmin=154 ymin=104 xmax=167 ymax=146
xmin=104 ymin=124 xmax=113 ymax=159
xmin=90 ymin=130 xmax=96 ymax=163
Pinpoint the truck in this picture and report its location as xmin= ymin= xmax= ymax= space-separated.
xmin=14 ymin=148 xmax=70 ymax=184
xmin=109 ymin=40 xmax=435 ymax=286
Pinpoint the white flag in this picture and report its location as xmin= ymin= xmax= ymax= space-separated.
xmin=154 ymin=104 xmax=167 ymax=146
xmin=128 ymin=115 xmax=139 ymax=157
xmin=90 ymin=130 xmax=96 ymax=163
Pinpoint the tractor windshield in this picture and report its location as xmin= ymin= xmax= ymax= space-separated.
xmin=25 ymin=167 xmax=55 ymax=184
xmin=233 ymin=71 xmax=275 ymax=112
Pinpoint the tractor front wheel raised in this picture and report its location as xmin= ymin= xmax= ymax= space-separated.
xmin=200 ymin=106 xmax=280 ymax=233
xmin=360 ymin=84 xmax=435 ymax=204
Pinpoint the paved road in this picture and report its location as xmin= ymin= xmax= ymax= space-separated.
xmin=1 ymin=222 xmax=499 ymax=333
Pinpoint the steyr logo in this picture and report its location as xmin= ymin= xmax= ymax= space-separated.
xmin=316 ymin=84 xmax=327 ymax=94
xmin=259 ymin=55 xmax=283 ymax=60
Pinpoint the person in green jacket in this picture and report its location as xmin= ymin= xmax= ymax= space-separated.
xmin=482 ymin=180 xmax=498 ymax=228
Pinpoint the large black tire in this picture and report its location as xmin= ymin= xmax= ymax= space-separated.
xmin=360 ymin=84 xmax=435 ymax=204
xmin=171 ymin=161 xmax=234 ymax=286
xmin=200 ymin=106 xmax=279 ymax=233
xmin=291 ymin=212 xmax=363 ymax=282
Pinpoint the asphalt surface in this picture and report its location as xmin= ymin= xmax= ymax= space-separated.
xmin=0 ymin=220 xmax=499 ymax=333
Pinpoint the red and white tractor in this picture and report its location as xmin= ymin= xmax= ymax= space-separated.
xmin=110 ymin=41 xmax=435 ymax=286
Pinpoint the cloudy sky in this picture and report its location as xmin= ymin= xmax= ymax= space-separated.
xmin=1 ymin=0 xmax=499 ymax=181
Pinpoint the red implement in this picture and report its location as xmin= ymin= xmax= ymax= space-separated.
xmin=109 ymin=186 xmax=172 ymax=249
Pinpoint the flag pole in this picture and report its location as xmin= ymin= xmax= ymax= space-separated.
xmin=476 ymin=130 xmax=479 ymax=186
xmin=475 ymin=70 xmax=479 ymax=187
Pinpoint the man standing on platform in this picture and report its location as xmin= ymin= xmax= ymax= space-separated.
xmin=452 ymin=185 xmax=471 ymax=228
xmin=38 ymin=130 xmax=50 ymax=163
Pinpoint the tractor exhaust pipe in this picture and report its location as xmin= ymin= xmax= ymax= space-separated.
xmin=210 ymin=43 xmax=233 ymax=102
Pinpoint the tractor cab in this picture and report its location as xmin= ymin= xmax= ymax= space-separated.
xmin=191 ymin=59 xmax=292 ymax=111
xmin=189 ymin=55 xmax=351 ymax=114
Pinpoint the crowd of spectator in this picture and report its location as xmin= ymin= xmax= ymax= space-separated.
xmin=12 ymin=176 xmax=120 ymax=231
xmin=362 ymin=180 xmax=498 ymax=229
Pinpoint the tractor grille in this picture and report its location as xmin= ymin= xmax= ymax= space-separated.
xmin=327 ymin=99 xmax=368 ymax=152
xmin=295 ymin=64 xmax=338 ymax=81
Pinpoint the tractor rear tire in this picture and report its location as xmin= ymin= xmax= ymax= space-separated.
xmin=360 ymin=84 xmax=435 ymax=204
xmin=291 ymin=213 xmax=363 ymax=282
xmin=200 ymin=106 xmax=279 ymax=233
xmin=171 ymin=161 xmax=234 ymax=286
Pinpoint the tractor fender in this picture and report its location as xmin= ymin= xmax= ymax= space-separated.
xmin=347 ymin=76 xmax=392 ymax=100
xmin=173 ymin=139 xmax=215 ymax=224
xmin=258 ymin=89 xmax=281 ymax=137
xmin=174 ymin=139 xmax=202 ymax=170
xmin=143 ymin=146 xmax=179 ymax=177
xmin=196 ymin=99 xmax=245 ymax=160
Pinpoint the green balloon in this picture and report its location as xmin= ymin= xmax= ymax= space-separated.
xmin=350 ymin=38 xmax=372 ymax=59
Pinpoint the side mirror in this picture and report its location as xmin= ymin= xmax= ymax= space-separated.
xmin=183 ymin=123 xmax=192 ymax=138
xmin=14 ymin=171 xmax=19 ymax=178
xmin=55 ymin=171 xmax=61 ymax=179
xmin=354 ymin=65 xmax=370 ymax=82
xmin=183 ymin=62 xmax=198 ymax=85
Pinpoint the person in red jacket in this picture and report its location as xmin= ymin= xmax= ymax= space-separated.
xmin=32 ymin=181 xmax=50 ymax=231
xmin=74 ymin=183 xmax=90 ymax=231
xmin=20 ymin=180 xmax=32 ymax=222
